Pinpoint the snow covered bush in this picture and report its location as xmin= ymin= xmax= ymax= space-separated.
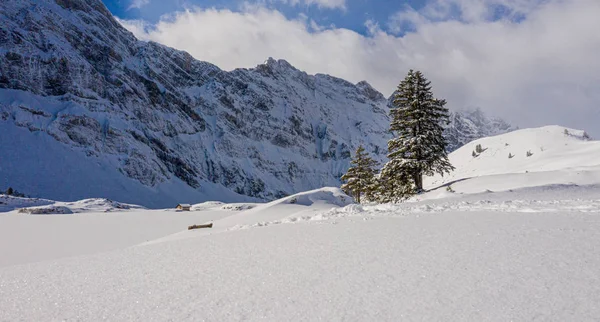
xmin=475 ymin=144 xmax=485 ymax=153
xmin=583 ymin=131 xmax=591 ymax=140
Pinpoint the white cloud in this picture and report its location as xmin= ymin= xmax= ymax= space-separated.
xmin=276 ymin=0 xmax=346 ymax=10
xmin=390 ymin=0 xmax=547 ymax=28
xmin=118 ymin=0 xmax=600 ymax=136
xmin=127 ymin=0 xmax=150 ymax=10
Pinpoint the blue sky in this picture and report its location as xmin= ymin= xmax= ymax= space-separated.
xmin=103 ymin=0 xmax=427 ymax=35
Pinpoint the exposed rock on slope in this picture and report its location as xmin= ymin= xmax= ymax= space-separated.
xmin=0 ymin=0 xmax=390 ymax=206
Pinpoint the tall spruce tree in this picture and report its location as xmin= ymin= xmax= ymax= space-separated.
xmin=380 ymin=70 xmax=454 ymax=197
xmin=341 ymin=145 xmax=379 ymax=203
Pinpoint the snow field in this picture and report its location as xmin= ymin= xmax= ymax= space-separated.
xmin=1 ymin=208 xmax=599 ymax=321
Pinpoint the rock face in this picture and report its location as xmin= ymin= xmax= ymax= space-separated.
xmin=0 ymin=0 xmax=512 ymax=207
xmin=444 ymin=108 xmax=515 ymax=152
xmin=0 ymin=0 xmax=391 ymax=206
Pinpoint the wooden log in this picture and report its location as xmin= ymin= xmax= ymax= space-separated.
xmin=188 ymin=223 xmax=213 ymax=230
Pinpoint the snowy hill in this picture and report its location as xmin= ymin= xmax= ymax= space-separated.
xmin=0 ymin=0 xmax=511 ymax=207
xmin=424 ymin=125 xmax=599 ymax=194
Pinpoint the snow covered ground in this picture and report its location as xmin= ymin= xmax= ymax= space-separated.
xmin=1 ymin=126 xmax=600 ymax=320
xmin=425 ymin=125 xmax=598 ymax=192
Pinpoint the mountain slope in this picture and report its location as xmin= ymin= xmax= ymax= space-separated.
xmin=0 ymin=0 xmax=512 ymax=207
xmin=0 ymin=0 xmax=392 ymax=206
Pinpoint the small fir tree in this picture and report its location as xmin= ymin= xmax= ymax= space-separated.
xmin=380 ymin=70 xmax=454 ymax=196
xmin=6 ymin=187 xmax=14 ymax=195
xmin=341 ymin=145 xmax=379 ymax=203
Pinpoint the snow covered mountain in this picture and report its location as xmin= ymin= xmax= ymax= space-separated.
xmin=0 ymin=0 xmax=393 ymax=207
xmin=444 ymin=108 xmax=515 ymax=152
xmin=0 ymin=0 xmax=511 ymax=207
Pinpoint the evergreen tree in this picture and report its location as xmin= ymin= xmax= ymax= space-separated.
xmin=374 ymin=164 xmax=415 ymax=203
xmin=341 ymin=145 xmax=379 ymax=203
xmin=6 ymin=187 xmax=14 ymax=195
xmin=380 ymin=70 xmax=454 ymax=195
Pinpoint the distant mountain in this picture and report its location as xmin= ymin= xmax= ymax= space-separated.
xmin=444 ymin=108 xmax=515 ymax=152
xmin=0 ymin=0 xmax=512 ymax=207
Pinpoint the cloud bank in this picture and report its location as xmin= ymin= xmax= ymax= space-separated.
xmin=118 ymin=0 xmax=600 ymax=135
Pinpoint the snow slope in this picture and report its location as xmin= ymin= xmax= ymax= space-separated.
xmin=1 ymin=184 xmax=599 ymax=321
xmin=424 ymin=125 xmax=599 ymax=194
xmin=0 ymin=122 xmax=256 ymax=208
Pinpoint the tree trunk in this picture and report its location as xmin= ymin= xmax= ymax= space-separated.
xmin=413 ymin=172 xmax=423 ymax=192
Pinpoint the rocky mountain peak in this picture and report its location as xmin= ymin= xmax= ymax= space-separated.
xmin=356 ymin=81 xmax=385 ymax=102
xmin=261 ymin=57 xmax=297 ymax=72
